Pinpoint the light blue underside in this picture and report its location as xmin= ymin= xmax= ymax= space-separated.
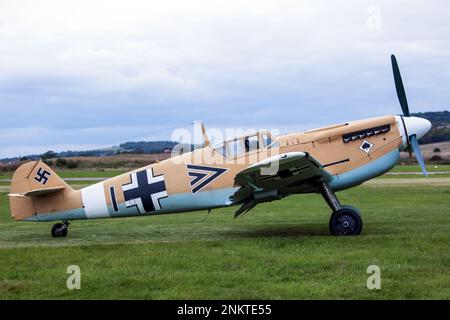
xmin=25 ymin=187 xmax=238 ymax=222
xmin=329 ymin=149 xmax=400 ymax=191
xmin=107 ymin=187 xmax=238 ymax=218
xmin=23 ymin=208 xmax=87 ymax=222
xmin=26 ymin=149 xmax=400 ymax=222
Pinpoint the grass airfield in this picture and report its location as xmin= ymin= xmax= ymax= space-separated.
xmin=0 ymin=167 xmax=450 ymax=299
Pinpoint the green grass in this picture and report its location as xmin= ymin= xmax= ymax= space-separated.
xmin=382 ymin=164 xmax=450 ymax=179
xmin=388 ymin=164 xmax=450 ymax=173
xmin=378 ymin=173 xmax=450 ymax=179
xmin=1 ymin=182 xmax=450 ymax=299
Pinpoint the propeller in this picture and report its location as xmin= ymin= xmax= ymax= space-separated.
xmin=390 ymin=54 xmax=429 ymax=176
xmin=391 ymin=55 xmax=410 ymax=117
xmin=410 ymin=135 xmax=428 ymax=176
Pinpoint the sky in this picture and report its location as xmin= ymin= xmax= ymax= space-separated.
xmin=0 ymin=0 xmax=449 ymax=158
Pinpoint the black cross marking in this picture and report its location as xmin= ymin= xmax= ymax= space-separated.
xmin=123 ymin=169 xmax=167 ymax=214
xmin=34 ymin=168 xmax=51 ymax=185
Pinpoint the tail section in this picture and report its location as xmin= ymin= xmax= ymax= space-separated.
xmin=9 ymin=161 xmax=81 ymax=221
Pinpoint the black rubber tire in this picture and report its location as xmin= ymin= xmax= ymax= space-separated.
xmin=329 ymin=206 xmax=363 ymax=236
xmin=51 ymin=223 xmax=68 ymax=238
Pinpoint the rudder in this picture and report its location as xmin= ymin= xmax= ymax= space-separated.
xmin=9 ymin=160 xmax=79 ymax=221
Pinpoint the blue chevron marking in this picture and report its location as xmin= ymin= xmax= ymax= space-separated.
xmin=186 ymin=164 xmax=228 ymax=194
xmin=188 ymin=171 xmax=206 ymax=186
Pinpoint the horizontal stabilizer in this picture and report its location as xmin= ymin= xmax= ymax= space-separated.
xmin=8 ymin=185 xmax=66 ymax=198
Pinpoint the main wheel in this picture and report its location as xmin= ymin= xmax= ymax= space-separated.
xmin=329 ymin=206 xmax=363 ymax=236
xmin=51 ymin=223 xmax=68 ymax=238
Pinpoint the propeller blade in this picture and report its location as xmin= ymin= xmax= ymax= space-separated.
xmin=391 ymin=55 xmax=410 ymax=117
xmin=410 ymin=135 xmax=428 ymax=176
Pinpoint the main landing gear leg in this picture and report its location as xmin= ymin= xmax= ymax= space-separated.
xmin=319 ymin=182 xmax=363 ymax=236
xmin=51 ymin=220 xmax=69 ymax=238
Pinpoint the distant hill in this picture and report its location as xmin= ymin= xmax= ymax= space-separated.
xmin=411 ymin=111 xmax=450 ymax=143
xmin=119 ymin=141 xmax=178 ymax=154
xmin=1 ymin=141 xmax=179 ymax=163
xmin=118 ymin=141 xmax=177 ymax=154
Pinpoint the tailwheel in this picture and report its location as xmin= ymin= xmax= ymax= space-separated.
xmin=329 ymin=205 xmax=363 ymax=236
xmin=51 ymin=221 xmax=69 ymax=238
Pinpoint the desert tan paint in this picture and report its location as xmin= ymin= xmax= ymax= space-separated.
xmin=9 ymin=115 xmax=402 ymax=220
xmin=9 ymin=161 xmax=82 ymax=220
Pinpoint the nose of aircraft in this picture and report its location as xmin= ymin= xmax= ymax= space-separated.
xmin=403 ymin=116 xmax=432 ymax=139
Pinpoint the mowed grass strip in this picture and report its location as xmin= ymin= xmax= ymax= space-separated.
xmin=0 ymin=184 xmax=450 ymax=299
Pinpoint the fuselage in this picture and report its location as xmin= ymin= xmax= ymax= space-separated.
xmin=14 ymin=114 xmax=431 ymax=222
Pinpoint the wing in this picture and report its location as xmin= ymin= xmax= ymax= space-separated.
xmin=232 ymin=152 xmax=332 ymax=217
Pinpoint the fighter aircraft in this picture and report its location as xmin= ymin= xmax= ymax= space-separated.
xmin=8 ymin=55 xmax=432 ymax=237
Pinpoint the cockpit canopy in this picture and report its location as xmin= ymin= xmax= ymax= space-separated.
xmin=211 ymin=130 xmax=278 ymax=158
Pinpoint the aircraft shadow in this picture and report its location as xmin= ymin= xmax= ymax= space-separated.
xmin=219 ymin=224 xmax=392 ymax=238
xmin=220 ymin=224 xmax=330 ymax=238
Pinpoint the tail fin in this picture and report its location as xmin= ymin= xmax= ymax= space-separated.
xmin=9 ymin=160 xmax=78 ymax=220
